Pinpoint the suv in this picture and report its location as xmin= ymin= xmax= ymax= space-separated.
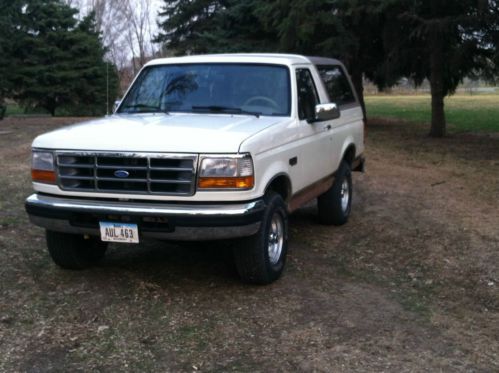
xmin=25 ymin=54 xmax=365 ymax=284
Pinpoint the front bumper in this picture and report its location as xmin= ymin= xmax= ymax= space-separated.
xmin=25 ymin=193 xmax=265 ymax=241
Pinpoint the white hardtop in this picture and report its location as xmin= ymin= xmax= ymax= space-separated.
xmin=145 ymin=53 xmax=342 ymax=68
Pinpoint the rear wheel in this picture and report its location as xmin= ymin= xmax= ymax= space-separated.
xmin=233 ymin=192 xmax=288 ymax=285
xmin=317 ymin=160 xmax=352 ymax=225
xmin=46 ymin=230 xmax=107 ymax=269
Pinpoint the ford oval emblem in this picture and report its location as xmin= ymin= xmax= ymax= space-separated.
xmin=114 ymin=170 xmax=130 ymax=178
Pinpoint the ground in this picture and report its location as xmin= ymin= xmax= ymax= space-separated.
xmin=0 ymin=116 xmax=497 ymax=372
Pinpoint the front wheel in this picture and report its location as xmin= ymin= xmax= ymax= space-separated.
xmin=233 ymin=192 xmax=288 ymax=285
xmin=317 ymin=160 xmax=352 ymax=225
xmin=46 ymin=230 xmax=108 ymax=269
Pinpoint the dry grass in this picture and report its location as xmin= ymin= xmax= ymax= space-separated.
xmin=0 ymin=117 xmax=497 ymax=371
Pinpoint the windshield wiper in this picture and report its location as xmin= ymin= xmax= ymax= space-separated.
xmin=192 ymin=105 xmax=261 ymax=118
xmin=120 ymin=104 xmax=168 ymax=114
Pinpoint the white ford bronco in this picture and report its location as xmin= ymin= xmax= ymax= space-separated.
xmin=25 ymin=54 xmax=365 ymax=284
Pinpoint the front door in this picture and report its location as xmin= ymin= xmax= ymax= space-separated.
xmin=293 ymin=67 xmax=334 ymax=192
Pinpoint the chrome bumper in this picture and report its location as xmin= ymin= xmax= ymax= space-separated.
xmin=25 ymin=194 xmax=264 ymax=241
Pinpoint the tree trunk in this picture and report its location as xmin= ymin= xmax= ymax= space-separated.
xmin=0 ymin=96 xmax=5 ymax=120
xmin=46 ymin=103 xmax=56 ymax=117
xmin=428 ymin=26 xmax=446 ymax=137
xmin=350 ymin=68 xmax=367 ymax=121
xmin=429 ymin=79 xmax=446 ymax=137
xmin=45 ymin=97 xmax=57 ymax=117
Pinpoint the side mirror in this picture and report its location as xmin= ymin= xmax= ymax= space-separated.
xmin=314 ymin=103 xmax=340 ymax=122
xmin=113 ymin=99 xmax=121 ymax=113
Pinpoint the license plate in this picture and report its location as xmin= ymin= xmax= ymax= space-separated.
xmin=99 ymin=222 xmax=139 ymax=244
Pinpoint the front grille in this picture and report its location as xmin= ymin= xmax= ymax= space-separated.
xmin=56 ymin=152 xmax=198 ymax=196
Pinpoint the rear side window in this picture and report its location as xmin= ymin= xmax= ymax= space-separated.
xmin=296 ymin=68 xmax=319 ymax=121
xmin=317 ymin=65 xmax=356 ymax=106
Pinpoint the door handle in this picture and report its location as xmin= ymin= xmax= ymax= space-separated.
xmin=325 ymin=124 xmax=332 ymax=131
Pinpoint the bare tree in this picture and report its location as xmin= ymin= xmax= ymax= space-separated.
xmin=122 ymin=0 xmax=156 ymax=74
xmin=66 ymin=0 xmax=158 ymax=92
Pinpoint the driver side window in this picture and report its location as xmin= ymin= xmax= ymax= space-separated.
xmin=296 ymin=68 xmax=319 ymax=121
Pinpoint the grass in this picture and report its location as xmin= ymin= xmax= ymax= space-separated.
xmin=2 ymin=102 xmax=98 ymax=117
xmin=4 ymin=103 xmax=49 ymax=116
xmin=5 ymin=103 xmax=24 ymax=116
xmin=365 ymin=94 xmax=499 ymax=133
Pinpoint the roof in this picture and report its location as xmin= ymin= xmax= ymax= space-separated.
xmin=146 ymin=53 xmax=342 ymax=67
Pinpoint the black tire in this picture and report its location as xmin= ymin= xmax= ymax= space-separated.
xmin=46 ymin=230 xmax=108 ymax=270
xmin=317 ymin=160 xmax=352 ymax=226
xmin=233 ymin=192 xmax=288 ymax=285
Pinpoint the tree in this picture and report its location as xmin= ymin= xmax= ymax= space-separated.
xmin=0 ymin=1 xmax=22 ymax=114
xmin=384 ymin=0 xmax=499 ymax=137
xmin=125 ymin=0 xmax=156 ymax=73
xmin=68 ymin=0 xmax=158 ymax=89
xmin=9 ymin=0 xmax=118 ymax=116
xmin=155 ymin=0 xmax=498 ymax=136
xmin=155 ymin=0 xmax=228 ymax=55
xmin=259 ymin=0 xmax=389 ymax=118
xmin=66 ymin=11 xmax=120 ymax=115
xmin=199 ymin=0 xmax=279 ymax=53
xmin=155 ymin=0 xmax=387 ymax=117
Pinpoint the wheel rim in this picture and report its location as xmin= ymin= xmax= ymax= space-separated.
xmin=268 ymin=212 xmax=284 ymax=265
xmin=340 ymin=179 xmax=350 ymax=213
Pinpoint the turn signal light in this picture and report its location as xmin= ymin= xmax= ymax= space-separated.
xmin=198 ymin=176 xmax=254 ymax=189
xmin=31 ymin=169 xmax=56 ymax=184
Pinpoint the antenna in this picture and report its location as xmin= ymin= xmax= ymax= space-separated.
xmin=106 ymin=62 xmax=109 ymax=115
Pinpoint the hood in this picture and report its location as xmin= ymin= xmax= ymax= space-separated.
xmin=33 ymin=113 xmax=285 ymax=153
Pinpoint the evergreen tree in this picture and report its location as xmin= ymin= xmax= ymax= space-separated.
xmin=0 ymin=1 xmax=22 ymax=116
xmin=384 ymin=0 xmax=499 ymax=137
xmin=65 ymin=12 xmax=119 ymax=116
xmin=258 ymin=0 xmax=388 ymax=117
xmin=155 ymin=0 xmax=228 ymax=55
xmin=155 ymin=0 xmax=498 ymax=135
xmin=8 ymin=0 xmax=118 ymax=116
xmin=155 ymin=0 xmax=386 ymax=116
xmin=200 ymin=0 xmax=279 ymax=53
xmin=155 ymin=0 xmax=277 ymax=54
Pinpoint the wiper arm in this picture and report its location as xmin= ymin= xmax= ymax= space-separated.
xmin=120 ymin=104 xmax=169 ymax=114
xmin=192 ymin=105 xmax=260 ymax=118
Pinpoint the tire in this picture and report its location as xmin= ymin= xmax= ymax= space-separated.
xmin=233 ymin=192 xmax=288 ymax=285
xmin=317 ymin=160 xmax=352 ymax=226
xmin=46 ymin=230 xmax=108 ymax=270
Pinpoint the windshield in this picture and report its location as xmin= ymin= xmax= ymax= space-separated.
xmin=118 ymin=63 xmax=291 ymax=116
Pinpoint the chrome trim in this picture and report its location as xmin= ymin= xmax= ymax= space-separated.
xmin=340 ymin=179 xmax=350 ymax=213
xmin=28 ymin=216 xmax=261 ymax=241
xmin=268 ymin=212 xmax=284 ymax=265
xmin=315 ymin=103 xmax=340 ymax=121
xmin=54 ymin=151 xmax=199 ymax=197
xmin=26 ymin=194 xmax=265 ymax=218
xmin=198 ymin=153 xmax=251 ymax=159
xmin=55 ymin=150 xmax=199 ymax=158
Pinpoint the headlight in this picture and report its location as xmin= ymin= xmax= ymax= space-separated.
xmin=198 ymin=155 xmax=254 ymax=189
xmin=32 ymin=151 xmax=56 ymax=184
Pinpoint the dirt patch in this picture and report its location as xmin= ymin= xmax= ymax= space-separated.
xmin=0 ymin=117 xmax=497 ymax=371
